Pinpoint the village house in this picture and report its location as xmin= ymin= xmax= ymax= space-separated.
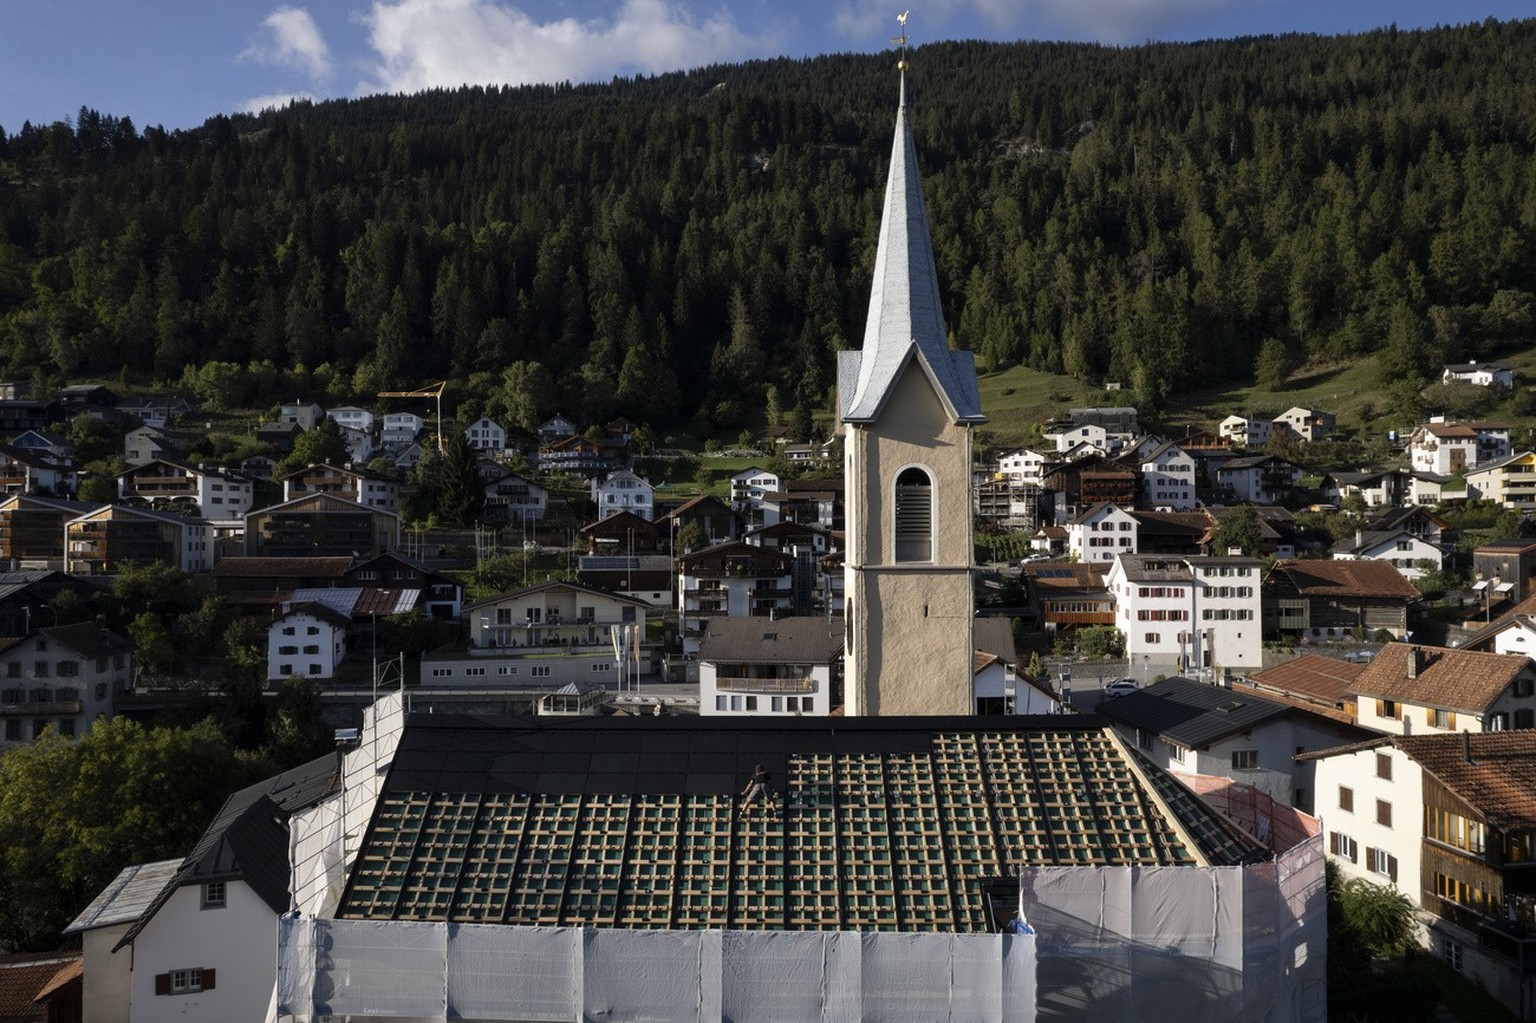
xmin=1442 ymin=360 xmax=1514 ymax=389
xmin=123 ymin=425 xmax=179 ymax=466
xmin=279 ymin=401 xmax=324 ymax=431
xmin=698 ymin=616 xmax=843 ymax=717
xmin=1472 ymin=538 xmax=1536 ymax=606
xmin=266 ymin=603 xmax=351 ymax=681
xmin=0 ymin=495 xmax=102 ymax=569
xmin=1301 ymin=730 xmax=1536 ymax=1018
xmin=65 ymin=505 xmax=211 ymax=574
xmin=1098 ymin=675 xmax=1374 ymax=809
xmin=996 ymin=447 xmax=1051 ymax=486
xmin=1022 ymin=562 xmax=1114 ymax=639
xmin=1218 ymin=414 xmax=1274 ymax=448
xmin=1464 ymin=451 xmax=1536 ymax=510
xmin=482 ymin=472 xmax=548 ymax=523
xmin=1242 ymin=652 xmax=1369 ymax=725
xmin=117 ymin=458 xmax=252 ymax=518
xmin=1272 ymin=406 xmax=1336 ymax=442
xmin=729 ymin=466 xmax=782 ymax=519
xmin=1264 ymin=558 xmax=1419 ymax=642
xmin=280 ymin=462 xmax=399 ymax=513
xmin=1106 ymin=553 xmax=1265 ymax=676
xmin=1065 ymin=502 xmax=1137 ymax=564
xmin=1214 ymin=454 xmax=1305 ymax=505
xmin=677 ymin=540 xmax=795 ymax=657
xmin=0 ymin=622 xmax=132 ymax=748
xmin=1331 ymin=529 xmax=1445 ymax=580
xmin=243 ymin=492 xmax=398 ymax=559
xmin=325 ymin=405 xmax=375 ymax=435
xmin=1409 ymin=421 xmax=1480 ymax=475
xmin=380 ymin=412 xmax=423 ymax=447
xmin=591 ymin=468 xmax=654 ymax=521
xmin=464 ymin=416 xmax=507 ymax=453
xmin=1351 ymin=643 xmax=1536 ymax=735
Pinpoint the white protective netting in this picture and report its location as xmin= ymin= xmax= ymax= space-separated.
xmin=271 ymin=838 xmax=1321 ymax=1023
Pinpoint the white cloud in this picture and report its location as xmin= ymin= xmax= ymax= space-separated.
xmin=242 ymin=6 xmax=334 ymax=81
xmin=238 ymin=91 xmax=321 ymax=115
xmin=359 ymin=0 xmax=781 ymax=94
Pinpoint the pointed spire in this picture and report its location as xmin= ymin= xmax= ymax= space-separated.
xmin=839 ymin=47 xmax=984 ymax=425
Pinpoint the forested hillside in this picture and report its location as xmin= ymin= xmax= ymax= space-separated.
xmin=2 ymin=20 xmax=1535 ymax=434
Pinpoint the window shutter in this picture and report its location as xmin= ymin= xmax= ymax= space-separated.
xmin=1426 ymin=707 xmax=1434 ymax=725
xmin=1448 ymin=712 xmax=1456 ymax=729
xmin=202 ymin=969 xmax=216 ymax=991
xmin=155 ymin=974 xmax=170 ymax=996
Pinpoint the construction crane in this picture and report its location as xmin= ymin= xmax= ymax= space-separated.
xmin=377 ymin=381 xmax=447 ymax=452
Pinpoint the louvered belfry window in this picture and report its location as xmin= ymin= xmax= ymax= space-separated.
xmin=894 ymin=467 xmax=934 ymax=562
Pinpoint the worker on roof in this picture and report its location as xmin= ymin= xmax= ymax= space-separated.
xmin=740 ymin=763 xmax=778 ymax=820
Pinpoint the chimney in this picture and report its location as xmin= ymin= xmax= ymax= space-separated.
xmin=1463 ymin=730 xmax=1475 ymax=764
xmin=1407 ymin=646 xmax=1423 ymax=678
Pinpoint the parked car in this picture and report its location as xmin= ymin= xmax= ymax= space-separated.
xmin=1103 ymin=678 xmax=1140 ymax=698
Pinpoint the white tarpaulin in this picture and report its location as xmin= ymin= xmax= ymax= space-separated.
xmin=447 ymin=923 xmax=579 ymax=1021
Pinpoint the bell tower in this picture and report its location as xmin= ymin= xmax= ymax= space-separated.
xmin=838 ymin=30 xmax=985 ymax=716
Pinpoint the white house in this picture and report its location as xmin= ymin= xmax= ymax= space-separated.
xmin=0 ymin=622 xmax=133 ymax=748
xmin=1044 ymin=421 xmax=1111 ymax=454
xmin=281 ymin=462 xmax=399 ymax=513
xmin=1099 ymin=675 xmax=1374 ymax=807
xmin=65 ymin=753 xmax=349 ymax=1023
xmin=698 ymin=616 xmax=842 ymax=717
xmin=1215 ymin=455 xmax=1303 ymax=504
xmin=326 ymin=406 xmax=375 ymax=434
xmin=996 ymin=448 xmax=1051 ymax=486
xmin=1218 ymin=414 xmax=1273 ymax=448
xmin=338 ymin=425 xmax=374 ymax=464
xmin=1272 ymin=406 xmax=1335 ymax=443
xmin=0 ymin=444 xmax=76 ymax=496
xmin=1409 ymin=421 xmax=1480 ymax=475
xmin=1135 ymin=440 xmax=1198 ymax=509
xmin=1351 ymin=643 xmax=1536 ymax=735
xmin=1066 ymin=502 xmax=1138 ymax=564
xmin=464 ymin=416 xmax=507 ymax=453
xmin=267 ymin=603 xmax=351 ymax=681
xmin=484 ymin=472 xmax=549 ymax=522
xmin=123 ymin=426 xmax=178 ymax=466
xmin=1107 ymin=553 xmax=1264 ymax=676
xmin=1331 ymin=529 xmax=1444 ymax=580
xmin=117 ymin=458 xmax=253 ymax=518
xmin=381 ymin=412 xmax=424 ymax=447
xmin=1442 ymin=360 xmax=1514 ymax=389
xmin=729 ymin=466 xmax=782 ymax=517
xmin=592 ymin=469 xmax=654 ymax=521
xmin=280 ymin=401 xmax=324 ymax=430
xmin=677 ymin=541 xmax=795 ymax=657
xmin=1301 ymin=731 xmax=1536 ymax=1018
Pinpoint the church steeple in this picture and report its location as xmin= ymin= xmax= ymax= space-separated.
xmin=838 ymin=45 xmax=985 ymax=426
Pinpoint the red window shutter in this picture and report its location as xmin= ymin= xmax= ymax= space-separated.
xmin=154 ymin=974 xmax=170 ymax=996
xmin=202 ymin=969 xmax=216 ymax=991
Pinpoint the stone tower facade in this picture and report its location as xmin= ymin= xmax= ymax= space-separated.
xmin=838 ymin=77 xmax=986 ymax=716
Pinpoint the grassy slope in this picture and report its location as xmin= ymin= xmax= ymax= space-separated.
xmin=975 ymin=347 xmax=1536 ymax=454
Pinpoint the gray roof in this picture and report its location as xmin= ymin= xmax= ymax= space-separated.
xmin=698 ymin=616 xmax=843 ymax=665
xmin=113 ymin=753 xmax=343 ymax=952
xmin=838 ymin=80 xmax=983 ymax=426
xmin=1097 ymin=676 xmax=1294 ymax=748
xmin=64 ymin=859 xmax=181 ymax=934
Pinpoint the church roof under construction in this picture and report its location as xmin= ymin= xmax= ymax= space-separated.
xmin=335 ymin=713 xmax=1266 ymax=933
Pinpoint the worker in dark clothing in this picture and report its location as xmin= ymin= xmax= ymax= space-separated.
xmin=740 ymin=763 xmax=778 ymax=819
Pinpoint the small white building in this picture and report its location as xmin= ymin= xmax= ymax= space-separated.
xmin=1409 ymin=421 xmax=1480 ymax=475
xmin=267 ymin=603 xmax=351 ymax=681
xmin=327 ymin=406 xmax=376 ymax=434
xmin=1044 ymin=421 xmax=1110 ymax=454
xmin=280 ymin=401 xmax=324 ymax=431
xmin=1273 ymin=406 xmax=1335 ymax=443
xmin=1331 ymin=529 xmax=1444 ymax=580
xmin=592 ymin=469 xmax=654 ymax=521
xmin=996 ymin=448 xmax=1051 ymax=486
xmin=1107 ymin=553 xmax=1264 ymax=676
xmin=465 ymin=417 xmax=507 ymax=453
xmin=381 ymin=412 xmax=424 ymax=447
xmin=1442 ymin=360 xmax=1514 ymax=389
xmin=1135 ymin=440 xmax=1198 ymax=509
xmin=729 ymin=466 xmax=782 ymax=516
xmin=698 ymin=616 xmax=842 ymax=717
xmin=1215 ymin=455 xmax=1303 ymax=504
xmin=1066 ymin=502 xmax=1138 ymax=564
xmin=1218 ymin=414 xmax=1273 ymax=448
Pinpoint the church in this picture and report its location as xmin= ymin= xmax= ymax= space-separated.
xmin=839 ymin=68 xmax=987 ymax=716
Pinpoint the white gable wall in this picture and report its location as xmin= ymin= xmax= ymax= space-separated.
xmin=129 ymin=881 xmax=276 ymax=1023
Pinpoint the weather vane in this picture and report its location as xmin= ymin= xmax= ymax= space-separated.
xmin=893 ymin=10 xmax=909 ymax=72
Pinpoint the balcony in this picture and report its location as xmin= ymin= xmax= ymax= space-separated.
xmin=0 ymin=700 xmax=83 ymax=716
xmin=714 ymin=675 xmax=815 ymax=694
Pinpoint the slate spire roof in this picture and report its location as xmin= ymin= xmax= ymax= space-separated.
xmin=839 ymin=74 xmax=984 ymax=426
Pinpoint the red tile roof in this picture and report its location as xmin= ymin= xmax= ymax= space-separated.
xmin=1396 ymin=731 xmax=1536 ymax=829
xmin=1270 ymin=559 xmax=1421 ymax=599
xmin=1351 ymin=643 xmax=1531 ymax=713
xmin=1245 ymin=654 xmax=1365 ymax=707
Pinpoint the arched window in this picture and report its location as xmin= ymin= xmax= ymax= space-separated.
xmin=894 ymin=467 xmax=934 ymax=562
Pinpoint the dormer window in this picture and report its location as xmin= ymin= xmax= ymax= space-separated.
xmin=894 ymin=467 xmax=934 ymax=562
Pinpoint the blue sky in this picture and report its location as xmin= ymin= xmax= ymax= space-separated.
xmin=3 ymin=0 xmax=1532 ymax=132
